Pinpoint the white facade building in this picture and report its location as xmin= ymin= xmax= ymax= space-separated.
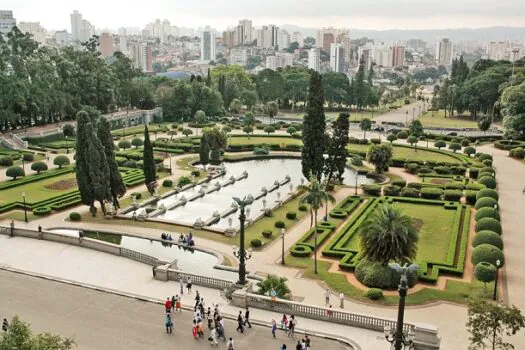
xmin=279 ymin=30 xmax=290 ymax=51
xmin=330 ymin=43 xmax=345 ymax=73
xmin=266 ymin=55 xmax=281 ymax=70
xmin=238 ymin=19 xmax=253 ymax=44
xmin=487 ymin=41 xmax=509 ymax=61
xmin=230 ymin=48 xmax=248 ymax=65
xmin=373 ymin=42 xmax=393 ymax=67
xmin=54 ymin=30 xmax=69 ymax=47
xmin=291 ymin=31 xmax=303 ymax=47
xmin=70 ymin=10 xmax=82 ymax=42
xmin=308 ymin=48 xmax=321 ymax=72
xmin=18 ymin=21 xmax=46 ymax=44
xmin=436 ymin=38 xmax=453 ymax=65
xmin=118 ymin=28 xmax=127 ymax=53
xmin=200 ymin=26 xmax=216 ymax=62
xmin=0 ymin=10 xmax=16 ymax=35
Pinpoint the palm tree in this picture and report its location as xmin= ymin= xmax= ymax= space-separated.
xmin=359 ymin=203 xmax=419 ymax=265
xmin=298 ymin=175 xmax=335 ymax=274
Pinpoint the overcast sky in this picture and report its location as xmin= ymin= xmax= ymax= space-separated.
xmin=5 ymin=0 xmax=525 ymax=31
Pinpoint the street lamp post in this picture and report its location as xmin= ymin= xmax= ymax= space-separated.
xmin=412 ymin=107 xmax=415 ymax=122
xmin=405 ymin=111 xmax=408 ymax=126
xmin=232 ymin=195 xmax=254 ymax=284
xmin=65 ymin=135 xmax=69 ymax=154
xmin=385 ymin=263 xmax=419 ymax=350
xmin=493 ymin=259 xmax=502 ymax=301
xmin=22 ymin=192 xmax=28 ymax=223
xmin=20 ymin=155 xmax=25 ymax=172
xmin=281 ymin=228 xmax=285 ymax=265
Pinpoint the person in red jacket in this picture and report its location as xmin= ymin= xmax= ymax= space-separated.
xmin=165 ymin=297 xmax=172 ymax=313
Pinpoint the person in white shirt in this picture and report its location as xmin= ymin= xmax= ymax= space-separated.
xmin=325 ymin=289 xmax=330 ymax=306
xmin=339 ymin=291 xmax=345 ymax=308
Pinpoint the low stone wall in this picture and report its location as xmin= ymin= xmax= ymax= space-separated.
xmin=154 ymin=267 xmax=233 ymax=290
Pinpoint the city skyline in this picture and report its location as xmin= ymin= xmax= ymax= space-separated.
xmin=4 ymin=0 xmax=525 ymax=32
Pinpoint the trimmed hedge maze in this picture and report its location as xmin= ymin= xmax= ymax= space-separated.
xmin=315 ymin=196 xmax=470 ymax=284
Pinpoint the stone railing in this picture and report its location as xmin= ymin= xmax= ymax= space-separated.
xmin=120 ymin=247 xmax=162 ymax=267
xmin=155 ymin=267 xmax=233 ymax=290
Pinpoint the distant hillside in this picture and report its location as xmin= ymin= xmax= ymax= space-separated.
xmin=279 ymin=25 xmax=525 ymax=43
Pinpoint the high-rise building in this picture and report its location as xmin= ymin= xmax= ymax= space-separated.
xmin=279 ymin=30 xmax=290 ymax=51
xmin=358 ymin=42 xmax=374 ymax=70
xmin=54 ymin=30 xmax=69 ymax=47
xmin=257 ymin=25 xmax=278 ymax=48
xmin=118 ymin=28 xmax=127 ymax=53
xmin=330 ymin=43 xmax=345 ymax=73
xmin=317 ymin=27 xmax=337 ymax=51
xmin=98 ymin=33 xmax=113 ymax=57
xmin=235 ymin=19 xmax=253 ymax=44
xmin=230 ymin=48 xmax=248 ymax=66
xmin=222 ymin=29 xmax=237 ymax=47
xmin=266 ymin=55 xmax=281 ymax=70
xmin=0 ymin=10 xmax=16 ymax=35
xmin=70 ymin=10 xmax=82 ymax=42
xmin=201 ymin=26 xmax=216 ymax=62
xmin=407 ymin=39 xmax=427 ymax=51
xmin=487 ymin=41 xmax=509 ymax=61
xmin=391 ymin=46 xmax=405 ymax=67
xmin=322 ymin=33 xmax=335 ymax=52
xmin=291 ymin=32 xmax=303 ymax=47
xmin=308 ymin=48 xmax=321 ymax=72
xmin=373 ymin=42 xmax=393 ymax=67
xmin=436 ymin=38 xmax=453 ymax=65
xmin=132 ymin=43 xmax=153 ymax=73
xmin=18 ymin=21 xmax=46 ymax=44
xmin=80 ymin=20 xmax=95 ymax=43
xmin=336 ymin=30 xmax=351 ymax=65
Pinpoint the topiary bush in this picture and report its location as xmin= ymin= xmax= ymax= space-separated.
xmin=482 ymin=159 xmax=493 ymax=167
xmin=0 ymin=156 xmax=13 ymax=166
xmin=405 ymin=163 xmax=419 ymax=174
xmin=355 ymin=259 xmax=417 ymax=290
xmin=191 ymin=170 xmax=201 ymax=177
xmin=448 ymin=142 xmax=461 ymax=153
xmin=463 ymin=146 xmax=476 ymax=157
xmin=262 ymin=230 xmax=273 ymax=239
xmin=22 ymin=153 xmax=34 ymax=161
xmin=177 ymin=176 xmax=192 ymax=187
xmin=33 ymin=206 xmax=52 ymax=216
xmin=434 ymin=166 xmax=451 ymax=175
xmin=396 ymin=131 xmax=408 ymax=139
xmin=510 ymin=147 xmax=525 ymax=159
xmin=366 ymin=288 xmax=384 ymax=300
xmin=420 ymin=187 xmax=443 ymax=200
xmin=123 ymin=160 xmax=137 ymax=168
xmin=475 ymin=197 xmax=498 ymax=210
xmin=476 ymin=188 xmax=498 ymax=201
xmin=466 ymin=183 xmax=484 ymax=191
xmin=444 ymin=189 xmax=463 ymax=201
xmin=131 ymin=192 xmax=142 ymax=200
xmin=162 ymin=179 xmax=173 ymax=187
xmin=118 ymin=140 xmax=131 ymax=149
xmin=131 ymin=138 xmax=144 ymax=148
xmin=69 ymin=212 xmax=81 ymax=221
xmin=469 ymin=168 xmax=480 ymax=179
xmin=472 ymin=243 xmax=505 ymax=267
xmin=250 ymin=239 xmax=262 ymax=248
xmin=478 ymin=176 xmax=497 ymax=189
xmin=53 ymin=155 xmax=70 ymax=168
xmin=473 ymin=231 xmax=503 ymax=249
xmin=383 ymin=185 xmax=401 ymax=196
xmin=6 ymin=166 xmax=25 ymax=180
xmin=401 ymin=187 xmax=420 ymax=198
xmin=461 ymin=139 xmax=470 ymax=147
xmin=31 ymin=161 xmax=48 ymax=174
xmin=275 ymin=221 xmax=285 ymax=229
xmin=480 ymin=167 xmax=495 ymax=175
xmin=418 ymin=167 xmax=432 ymax=174
xmin=298 ymin=205 xmax=307 ymax=211
xmin=286 ymin=212 xmax=297 ymax=220
xmin=386 ymin=134 xmax=397 ymax=143
xmin=370 ymin=138 xmax=381 ymax=144
xmin=475 ymin=207 xmax=500 ymax=221
xmin=475 ymin=218 xmax=502 ymax=235
xmin=290 ymin=244 xmax=313 ymax=257
xmin=391 ymin=179 xmax=407 ymax=188
xmin=358 ymin=138 xmax=369 ymax=145
xmin=434 ymin=140 xmax=447 ymax=149
xmin=351 ymin=156 xmax=363 ymax=166
xmin=479 ymin=154 xmax=493 ymax=162
xmin=407 ymin=182 xmax=422 ymax=190
xmin=445 ymin=182 xmax=464 ymax=190
xmin=363 ymin=184 xmax=382 ymax=196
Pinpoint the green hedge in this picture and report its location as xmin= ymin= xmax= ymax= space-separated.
xmin=465 ymin=190 xmax=478 ymax=205
xmin=32 ymin=206 xmax=52 ymax=215
xmin=472 ymin=244 xmax=505 ymax=267
xmin=478 ymin=176 xmax=497 ymax=189
xmin=475 ymin=197 xmax=498 ymax=210
xmin=420 ymin=187 xmax=443 ymax=200
xmin=383 ymin=185 xmax=401 ymax=196
xmin=363 ymin=184 xmax=382 ymax=196
xmin=475 ymin=207 xmax=500 ymax=221
xmin=476 ymin=188 xmax=498 ymax=201
xmin=473 ymin=231 xmax=503 ymax=250
xmin=444 ymin=189 xmax=463 ymax=201
xmin=494 ymin=140 xmax=525 ymax=150
xmin=475 ymin=218 xmax=502 ymax=235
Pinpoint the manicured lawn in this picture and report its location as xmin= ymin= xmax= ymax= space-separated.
xmin=40 ymin=139 xmax=76 ymax=149
xmin=418 ymin=110 xmax=479 ymax=128
xmin=111 ymin=123 xmax=170 ymax=137
xmin=0 ymin=172 xmax=76 ymax=205
xmin=0 ymin=210 xmax=38 ymax=222
xmin=84 ymin=230 xmax=122 ymax=245
xmin=346 ymin=144 xmax=463 ymax=163
xmin=230 ymin=137 xmax=302 ymax=146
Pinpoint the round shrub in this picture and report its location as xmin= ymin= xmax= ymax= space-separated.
xmin=401 ymin=187 xmax=420 ymax=198
xmin=32 ymin=206 xmax=52 ymax=216
xmin=250 ymin=239 xmax=262 ymax=248
xmin=358 ymin=138 xmax=369 ymax=145
xmin=363 ymin=184 xmax=382 ymax=196
xmin=351 ymin=156 xmax=363 ymax=166
xmin=355 ymin=259 xmax=417 ymax=289
xmin=6 ymin=166 xmax=25 ymax=180
xmin=474 ymin=262 xmax=497 ymax=286
xmin=366 ymin=288 xmax=384 ymax=300
xmin=461 ymin=139 xmax=470 ymax=147
xmin=473 ymin=231 xmax=503 ymax=250
xmin=451 ymin=166 xmax=467 ymax=176
xmin=286 ymin=212 xmax=297 ymax=220
xmin=480 ymin=167 xmax=495 ymax=175
xmin=434 ymin=140 xmax=447 ymax=149
xmin=420 ymin=187 xmax=443 ymax=200
xmin=475 ymin=218 xmax=502 ymax=235
xmin=476 ymin=188 xmax=498 ymax=201
xmin=262 ymin=230 xmax=273 ymax=239
xmin=118 ymin=140 xmax=131 ymax=149
xmin=469 ymin=168 xmax=480 ymax=179
xmin=510 ymin=147 xmax=525 ymax=159
xmin=162 ymin=179 xmax=173 ymax=187
xmin=131 ymin=138 xmax=143 ymax=148
xmin=123 ymin=160 xmax=137 ymax=168
xmin=22 ymin=153 xmax=34 ymax=161
xmin=444 ymin=189 xmax=463 ymax=201
xmin=472 ymin=244 xmax=505 ymax=267
xmin=298 ymin=205 xmax=307 ymax=211
xmin=31 ymin=161 xmax=48 ymax=174
xmin=391 ymin=179 xmax=407 ymax=188
xmin=131 ymin=192 xmax=141 ymax=200
xmin=407 ymin=182 xmax=422 ymax=190
xmin=475 ymin=207 xmax=500 ymax=221
xmin=370 ymin=138 xmax=381 ymax=144
xmin=405 ymin=163 xmax=419 ymax=174
xmin=448 ymin=142 xmax=461 ymax=153
xmin=177 ymin=176 xmax=192 ymax=187
xmin=191 ymin=170 xmax=201 ymax=177
xmin=463 ymin=146 xmax=476 ymax=157
xmin=386 ymin=134 xmax=397 ymax=143
xmin=383 ymin=185 xmax=401 ymax=196
xmin=275 ymin=221 xmax=285 ymax=229
xmin=69 ymin=212 xmax=81 ymax=221
xmin=53 ymin=155 xmax=70 ymax=168
xmin=290 ymin=244 xmax=313 ymax=257
xmin=115 ymin=157 xmax=127 ymax=167
xmin=434 ymin=166 xmax=451 ymax=175
xmin=0 ymin=156 xmax=13 ymax=166
xmin=418 ymin=167 xmax=432 ymax=174
xmin=475 ymin=197 xmax=498 ymax=210
xmin=396 ymin=131 xmax=408 ymax=139
xmin=479 ymin=154 xmax=493 ymax=162
xmin=478 ymin=176 xmax=497 ymax=189
xmin=482 ymin=159 xmax=493 ymax=167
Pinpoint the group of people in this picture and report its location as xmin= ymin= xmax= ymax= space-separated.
xmin=160 ymin=231 xmax=195 ymax=247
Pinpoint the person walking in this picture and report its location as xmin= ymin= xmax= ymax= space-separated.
xmin=165 ymin=297 xmax=172 ymax=314
xmin=165 ymin=314 xmax=173 ymax=334
xmin=194 ymin=290 xmax=200 ymax=309
xmin=186 ymin=277 xmax=192 ymax=294
xmin=209 ymin=327 xmax=218 ymax=347
xmin=2 ymin=318 xmax=8 ymax=331
xmin=207 ymin=307 xmax=213 ymax=329
xmin=171 ymin=295 xmax=176 ymax=312
xmin=324 ymin=288 xmax=330 ymax=307
xmin=192 ymin=320 xmax=198 ymax=339
xmin=296 ymin=340 xmax=302 ymax=350
xmin=271 ymin=319 xmax=277 ymax=338
xmin=244 ymin=307 xmax=252 ymax=328
xmin=288 ymin=315 xmax=296 ymax=339
xmin=227 ymin=337 xmax=235 ymax=350
xmin=280 ymin=345 xmax=287 ymax=350
xmin=305 ymin=335 xmax=311 ymax=349
xmin=339 ymin=291 xmax=345 ymax=308
xmin=175 ymin=295 xmax=182 ymax=312
xmin=180 ymin=276 xmax=184 ymax=295
xmin=9 ymin=220 xmax=14 ymax=237
xmin=236 ymin=311 xmax=244 ymax=333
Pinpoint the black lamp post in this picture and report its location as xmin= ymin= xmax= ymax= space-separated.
xmin=405 ymin=111 xmax=408 ymax=126
xmin=281 ymin=228 xmax=285 ymax=265
xmin=20 ymin=155 xmax=25 ymax=172
xmin=493 ymin=259 xmax=501 ymax=301
xmin=22 ymin=191 xmax=28 ymax=223
xmin=232 ymin=195 xmax=254 ymax=284
xmin=412 ymin=107 xmax=415 ymax=122
xmin=385 ymin=263 xmax=419 ymax=350
xmin=65 ymin=135 xmax=69 ymax=154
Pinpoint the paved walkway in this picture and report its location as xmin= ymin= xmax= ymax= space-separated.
xmin=374 ymin=101 xmax=425 ymax=125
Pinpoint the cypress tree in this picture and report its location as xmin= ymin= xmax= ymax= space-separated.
xmin=75 ymin=110 xmax=96 ymax=215
xmin=143 ymin=124 xmax=156 ymax=193
xmin=98 ymin=117 xmax=126 ymax=208
xmin=325 ymin=112 xmax=350 ymax=183
xmin=199 ymin=132 xmax=210 ymax=169
xmin=302 ymin=71 xmax=326 ymax=181
xmin=85 ymin=123 xmax=112 ymax=214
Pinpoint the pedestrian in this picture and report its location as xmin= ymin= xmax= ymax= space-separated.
xmin=175 ymin=294 xmax=182 ymax=312
xmin=244 ymin=307 xmax=252 ymax=328
xmin=280 ymin=314 xmax=288 ymax=330
xmin=324 ymin=288 xmax=330 ymax=307
xmin=296 ymin=340 xmax=302 ymax=350
xmin=78 ymin=230 xmax=84 ymax=243
xmin=9 ymin=220 xmax=14 ymax=237
xmin=171 ymin=295 xmax=176 ymax=312
xmin=327 ymin=304 xmax=333 ymax=317
xmin=180 ymin=276 xmax=184 ymax=295
xmin=187 ymin=276 xmax=192 ymax=294
xmin=236 ymin=311 xmax=244 ymax=333
xmin=271 ymin=288 xmax=277 ymax=301
xmin=271 ymin=319 xmax=277 ymax=338
xmin=522 ymin=185 xmax=525 ymax=195
xmin=207 ymin=307 xmax=213 ymax=329
xmin=194 ymin=290 xmax=200 ymax=308
xmin=280 ymin=345 xmax=287 ymax=350
xmin=209 ymin=327 xmax=218 ymax=347
xmin=339 ymin=291 xmax=345 ymax=308
xmin=2 ymin=318 xmax=8 ymax=331
xmin=288 ymin=315 xmax=296 ymax=339
xmin=301 ymin=338 xmax=307 ymax=349
xmin=165 ymin=314 xmax=173 ymax=334
xmin=198 ymin=318 xmax=205 ymax=337
xmin=219 ymin=316 xmax=226 ymax=341
xmin=227 ymin=337 xmax=235 ymax=350
xmin=165 ymin=297 xmax=172 ymax=313
xmin=305 ymin=335 xmax=311 ymax=349
xmin=192 ymin=320 xmax=199 ymax=338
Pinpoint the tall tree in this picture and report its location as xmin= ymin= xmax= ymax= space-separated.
xmin=366 ymin=144 xmax=393 ymax=173
xmin=264 ymin=101 xmax=278 ymax=123
xmin=142 ymin=124 xmax=156 ymax=194
xmin=301 ymin=71 xmax=326 ymax=181
xmin=501 ymin=82 xmax=525 ymax=137
xmin=359 ymin=204 xmax=419 ymax=265
xmin=97 ymin=117 xmax=126 ymax=208
xmin=409 ymin=119 xmax=424 ymax=136
xmin=75 ymin=110 xmax=96 ymax=215
xmin=359 ymin=118 xmax=372 ymax=139
xmin=324 ymin=112 xmax=350 ymax=184
xmin=199 ymin=132 xmax=210 ymax=169
xmin=255 ymin=69 xmax=284 ymax=103
xmin=84 ymin=122 xmax=112 ymax=214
